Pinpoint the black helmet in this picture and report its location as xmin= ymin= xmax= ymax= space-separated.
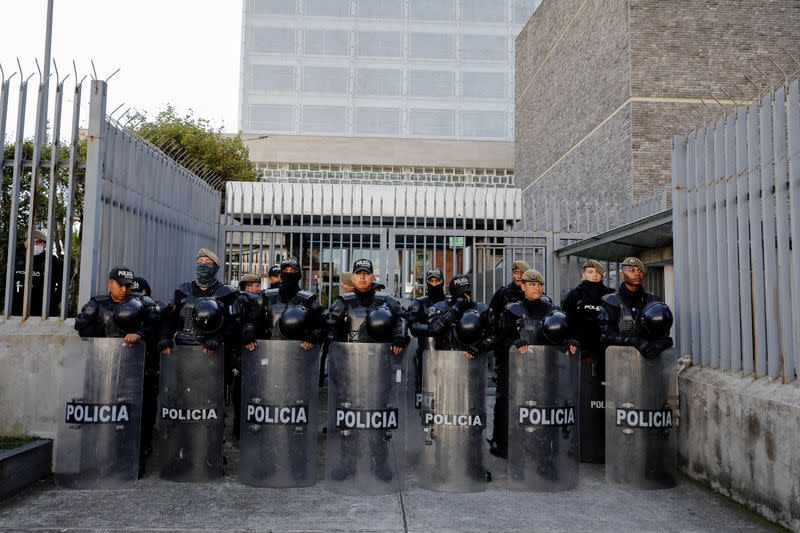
xmin=636 ymin=301 xmax=673 ymax=340
xmin=131 ymin=276 xmax=151 ymax=297
xmin=454 ymin=308 xmax=483 ymax=345
xmin=193 ymin=298 xmax=224 ymax=333
xmin=365 ymin=306 xmax=396 ymax=342
xmin=278 ymin=305 xmax=309 ymax=340
xmin=113 ymin=298 xmax=145 ymax=333
xmin=542 ymin=311 xmax=569 ymax=345
xmin=449 ymin=274 xmax=471 ymax=298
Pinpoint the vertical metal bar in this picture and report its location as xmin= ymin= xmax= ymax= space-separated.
xmin=736 ymin=105 xmax=754 ymax=375
xmin=724 ymin=113 xmax=741 ymax=372
xmin=702 ymin=127 xmax=720 ymax=367
xmin=694 ymin=129 xmax=710 ymax=365
xmin=787 ymin=81 xmax=800 ymax=381
xmin=78 ymin=80 xmax=108 ymax=306
xmin=671 ymin=135 xmax=690 ymax=356
xmin=759 ymin=92 xmax=780 ymax=379
xmin=41 ymin=80 xmax=65 ymax=318
xmin=685 ymin=130 xmax=701 ymax=359
xmin=3 ymin=77 xmax=29 ymax=317
xmin=773 ymin=86 xmax=794 ymax=382
xmin=713 ymin=119 xmax=729 ymax=367
xmin=747 ymin=102 xmax=767 ymax=378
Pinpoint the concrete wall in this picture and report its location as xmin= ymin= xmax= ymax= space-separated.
xmin=0 ymin=319 xmax=74 ymax=439
xmin=679 ymin=367 xmax=800 ymax=532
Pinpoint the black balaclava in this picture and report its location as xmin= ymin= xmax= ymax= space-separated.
xmin=279 ymin=258 xmax=302 ymax=299
xmin=425 ymin=267 xmax=445 ymax=301
xmin=196 ymin=263 xmax=219 ymax=288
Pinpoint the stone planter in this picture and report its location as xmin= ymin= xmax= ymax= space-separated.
xmin=0 ymin=440 xmax=52 ymax=500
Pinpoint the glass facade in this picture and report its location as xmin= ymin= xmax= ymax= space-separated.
xmin=239 ymin=0 xmax=541 ymax=141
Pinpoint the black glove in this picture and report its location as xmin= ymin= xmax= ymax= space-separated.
xmin=392 ymin=334 xmax=409 ymax=349
xmin=157 ymin=339 xmax=174 ymax=353
xmin=453 ymin=298 xmax=471 ymax=313
xmin=465 ymin=344 xmax=481 ymax=358
xmin=565 ymin=339 xmax=581 ymax=350
xmin=641 ymin=337 xmax=673 ymax=359
xmin=513 ymin=338 xmax=528 ymax=349
xmin=204 ymin=339 xmax=221 ymax=353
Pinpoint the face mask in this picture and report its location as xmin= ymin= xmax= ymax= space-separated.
xmin=280 ymin=270 xmax=302 ymax=286
xmin=196 ymin=263 xmax=219 ymax=287
xmin=33 ymin=244 xmax=45 ymax=255
xmin=426 ymin=282 xmax=445 ymax=299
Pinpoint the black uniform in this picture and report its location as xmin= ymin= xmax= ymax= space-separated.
xmin=562 ymin=280 xmax=614 ymax=463
xmin=12 ymin=251 xmax=63 ymax=317
xmin=407 ymin=272 xmax=446 ymax=407
xmin=324 ymin=286 xmax=409 ymax=481
xmin=159 ymin=280 xmax=239 ymax=350
xmin=74 ymin=294 xmax=153 ymax=340
xmin=490 ymin=295 xmax=557 ymax=457
xmin=487 ymin=281 xmax=527 ymax=454
xmin=600 ymin=284 xmax=672 ymax=358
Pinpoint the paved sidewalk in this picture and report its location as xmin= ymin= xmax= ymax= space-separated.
xmin=0 ymin=446 xmax=780 ymax=533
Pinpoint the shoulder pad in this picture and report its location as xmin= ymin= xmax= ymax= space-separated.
xmin=178 ymin=281 xmax=193 ymax=295
xmin=541 ymin=295 xmax=554 ymax=306
xmin=212 ymin=284 xmax=233 ymax=298
xmin=141 ymin=295 xmax=156 ymax=307
xmin=296 ymin=289 xmax=317 ymax=305
xmin=474 ymin=302 xmax=489 ymax=313
xmin=94 ymin=295 xmax=111 ymax=304
xmin=341 ymin=292 xmax=358 ymax=304
xmin=505 ymin=302 xmax=524 ymax=316
xmin=431 ymin=301 xmax=450 ymax=314
xmin=602 ymin=293 xmax=621 ymax=307
xmin=644 ymin=291 xmax=661 ymax=304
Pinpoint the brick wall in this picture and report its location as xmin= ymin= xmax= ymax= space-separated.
xmin=516 ymin=0 xmax=800 ymax=231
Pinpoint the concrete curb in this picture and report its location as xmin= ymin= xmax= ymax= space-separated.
xmin=0 ymin=440 xmax=52 ymax=501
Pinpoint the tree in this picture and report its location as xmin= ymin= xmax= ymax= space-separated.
xmin=130 ymin=105 xmax=258 ymax=187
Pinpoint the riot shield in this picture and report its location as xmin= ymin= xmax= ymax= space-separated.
xmin=54 ymin=337 xmax=145 ymax=489
xmin=605 ymin=346 xmax=679 ymax=489
xmin=158 ymin=345 xmax=224 ymax=482
xmin=325 ymin=342 xmax=405 ymax=495
xmin=239 ymin=340 xmax=320 ymax=487
xmin=419 ymin=349 xmax=487 ymax=492
xmin=508 ymin=345 xmax=579 ymax=492
xmin=579 ymin=352 xmax=605 ymax=463
xmin=403 ymin=336 xmax=429 ymax=471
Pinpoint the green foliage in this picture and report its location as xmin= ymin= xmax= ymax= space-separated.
xmin=131 ymin=106 xmax=258 ymax=186
xmin=0 ymin=436 xmax=37 ymax=450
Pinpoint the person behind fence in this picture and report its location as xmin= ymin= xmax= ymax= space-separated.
xmin=406 ymin=268 xmax=447 ymax=406
xmin=561 ymin=260 xmax=614 ymax=463
xmin=130 ymin=276 xmax=164 ymax=475
xmin=267 ymin=265 xmax=282 ymax=289
xmin=12 ymin=229 xmax=63 ymax=317
xmin=599 ymin=257 xmax=673 ymax=358
xmin=495 ymin=269 xmax=578 ymax=460
xmin=487 ymin=259 xmax=529 ymax=458
xmin=325 ymin=259 xmax=409 ymax=354
xmin=340 ymin=271 xmax=354 ymax=294
xmin=158 ymin=248 xmax=241 ymax=358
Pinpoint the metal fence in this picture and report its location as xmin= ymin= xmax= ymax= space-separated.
xmin=0 ymin=66 xmax=221 ymax=319
xmin=223 ymin=181 xmax=586 ymax=307
xmin=672 ymin=79 xmax=799 ymax=383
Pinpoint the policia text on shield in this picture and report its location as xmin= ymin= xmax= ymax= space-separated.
xmin=54 ymin=253 xmax=676 ymax=493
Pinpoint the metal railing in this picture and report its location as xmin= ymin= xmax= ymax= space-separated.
xmin=672 ymin=79 xmax=799 ymax=383
xmin=0 ymin=65 xmax=221 ymax=318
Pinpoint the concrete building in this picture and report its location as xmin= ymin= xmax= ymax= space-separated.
xmin=238 ymin=0 xmax=542 ymax=186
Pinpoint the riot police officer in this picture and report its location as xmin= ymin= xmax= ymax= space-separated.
xmin=562 ymin=260 xmax=614 ymax=463
xmin=267 ymin=265 xmax=281 ymax=289
xmin=324 ymin=258 xmax=409 ymax=485
xmin=227 ymin=273 xmax=262 ymax=439
xmin=130 ymin=276 xmax=164 ymax=474
xmin=407 ymin=268 xmax=446 ymax=405
xmin=158 ymin=249 xmax=241 ymax=357
xmin=75 ymin=267 xmax=151 ymax=345
xmin=488 ymin=259 xmax=530 ymax=456
xmin=325 ymin=259 xmax=408 ymax=353
xmin=495 ymin=269 xmax=577 ymax=459
xmin=600 ymin=257 xmax=673 ymax=358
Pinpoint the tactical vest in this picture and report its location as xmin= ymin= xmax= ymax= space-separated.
xmin=92 ymin=296 xmax=124 ymax=338
xmin=263 ymin=288 xmax=316 ymax=339
xmin=175 ymin=282 xmax=231 ymax=345
xmin=340 ymin=291 xmax=395 ymax=342
xmin=602 ymin=293 xmax=639 ymax=335
xmin=509 ymin=297 xmax=554 ymax=345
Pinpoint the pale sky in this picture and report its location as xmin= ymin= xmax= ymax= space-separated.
xmin=0 ymin=1 xmax=243 ymax=135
